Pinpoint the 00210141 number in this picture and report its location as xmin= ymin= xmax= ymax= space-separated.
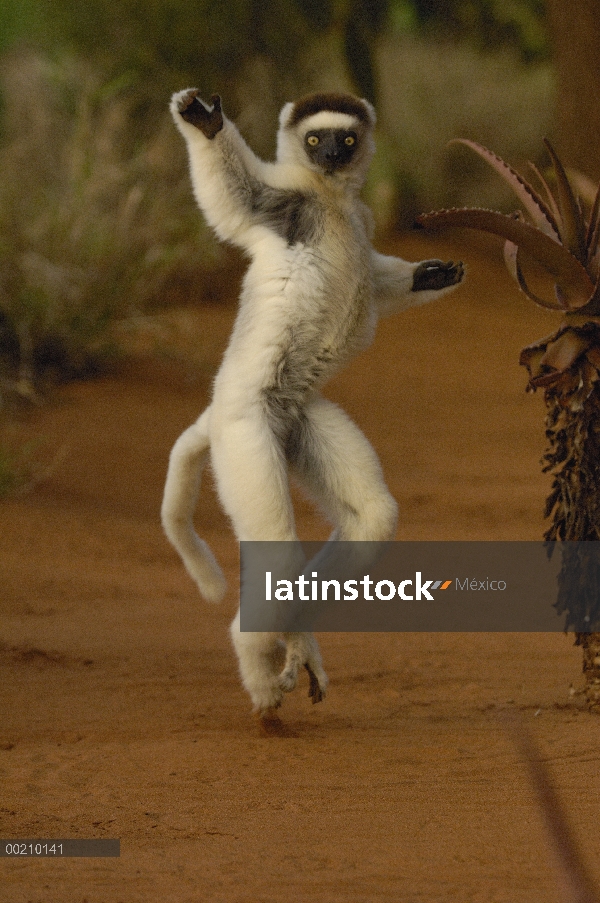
xmin=3 ymin=842 xmax=63 ymax=856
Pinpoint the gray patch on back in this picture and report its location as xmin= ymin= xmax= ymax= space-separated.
xmin=249 ymin=183 xmax=324 ymax=247
xmin=219 ymin=135 xmax=324 ymax=246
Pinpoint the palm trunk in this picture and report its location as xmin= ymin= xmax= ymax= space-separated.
xmin=532 ymin=335 xmax=600 ymax=710
xmin=418 ymin=136 xmax=600 ymax=709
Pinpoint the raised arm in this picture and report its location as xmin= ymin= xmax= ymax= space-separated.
xmin=371 ymin=251 xmax=464 ymax=317
xmin=171 ymin=90 xmax=270 ymax=248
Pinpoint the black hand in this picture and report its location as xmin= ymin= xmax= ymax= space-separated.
xmin=412 ymin=259 xmax=464 ymax=292
xmin=177 ymin=91 xmax=223 ymax=139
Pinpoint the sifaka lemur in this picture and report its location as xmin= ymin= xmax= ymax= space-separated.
xmin=162 ymin=89 xmax=464 ymax=716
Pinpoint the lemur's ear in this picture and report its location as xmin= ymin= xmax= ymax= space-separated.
xmin=360 ymin=98 xmax=376 ymax=127
xmin=278 ymin=102 xmax=295 ymax=130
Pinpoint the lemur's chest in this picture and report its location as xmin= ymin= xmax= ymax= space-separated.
xmin=248 ymin=189 xmax=372 ymax=336
xmin=236 ymin=187 xmax=374 ymax=380
xmin=252 ymin=181 xmax=368 ymax=262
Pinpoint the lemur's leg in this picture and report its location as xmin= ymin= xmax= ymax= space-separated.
xmin=278 ymin=396 xmax=398 ymax=696
xmin=208 ymin=405 xmax=301 ymax=713
xmin=229 ymin=610 xmax=288 ymax=714
xmin=288 ymin=396 xmax=398 ymax=542
xmin=209 ymin=405 xmax=297 ymax=543
xmin=277 ymin=631 xmax=329 ymax=703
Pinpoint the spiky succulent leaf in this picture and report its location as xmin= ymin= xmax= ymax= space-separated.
xmin=527 ymin=162 xmax=563 ymax=228
xmin=543 ymin=139 xmax=588 ymax=264
xmin=503 ymin=239 xmax=567 ymax=310
xmin=451 ymin=139 xmax=559 ymax=238
xmin=586 ymin=181 xmax=600 ymax=264
xmin=417 ymin=207 xmax=595 ymax=308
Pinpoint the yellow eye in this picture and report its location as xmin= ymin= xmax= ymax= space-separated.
xmin=307 ymin=135 xmax=319 ymax=146
xmin=345 ymin=135 xmax=355 ymax=146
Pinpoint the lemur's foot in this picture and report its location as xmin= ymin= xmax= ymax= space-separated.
xmin=278 ymin=666 xmax=298 ymax=694
xmin=252 ymin=689 xmax=283 ymax=716
xmin=412 ymin=259 xmax=464 ymax=291
xmin=278 ymin=660 xmax=327 ymax=704
xmin=174 ymin=89 xmax=223 ymax=139
xmin=305 ymin=663 xmax=326 ymax=704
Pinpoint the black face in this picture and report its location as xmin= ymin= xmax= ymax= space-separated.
xmin=304 ymin=128 xmax=358 ymax=173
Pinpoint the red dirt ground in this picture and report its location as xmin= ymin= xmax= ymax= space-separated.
xmin=2 ymin=235 xmax=599 ymax=903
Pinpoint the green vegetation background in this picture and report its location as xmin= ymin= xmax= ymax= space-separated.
xmin=0 ymin=0 xmax=551 ymax=428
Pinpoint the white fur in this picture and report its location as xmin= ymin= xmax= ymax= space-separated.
xmin=298 ymin=110 xmax=358 ymax=131
xmin=162 ymin=90 xmax=463 ymax=715
xmin=275 ymin=98 xmax=375 ymax=181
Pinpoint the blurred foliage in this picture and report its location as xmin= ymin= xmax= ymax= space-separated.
xmin=375 ymin=35 xmax=554 ymax=226
xmin=391 ymin=0 xmax=549 ymax=62
xmin=0 ymin=0 xmax=553 ymax=391
xmin=344 ymin=0 xmax=390 ymax=103
xmin=1 ymin=0 xmax=548 ymax=106
xmin=0 ymin=51 xmax=220 ymax=391
xmin=0 ymin=0 xmax=45 ymax=55
xmin=1 ymin=0 xmax=332 ymax=101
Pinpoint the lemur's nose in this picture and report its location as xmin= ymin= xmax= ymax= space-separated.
xmin=322 ymin=137 xmax=339 ymax=159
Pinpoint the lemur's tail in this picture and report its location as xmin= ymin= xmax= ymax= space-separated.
xmin=161 ymin=408 xmax=227 ymax=603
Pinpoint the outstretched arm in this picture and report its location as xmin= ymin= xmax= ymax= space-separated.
xmin=171 ymin=90 xmax=268 ymax=247
xmin=371 ymin=251 xmax=464 ymax=317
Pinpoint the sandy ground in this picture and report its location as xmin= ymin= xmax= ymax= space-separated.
xmin=2 ymin=234 xmax=600 ymax=903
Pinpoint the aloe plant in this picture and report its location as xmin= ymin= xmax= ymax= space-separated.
xmin=418 ymin=139 xmax=600 ymax=710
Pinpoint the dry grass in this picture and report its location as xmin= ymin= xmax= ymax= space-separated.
xmin=0 ymin=50 xmax=221 ymax=392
